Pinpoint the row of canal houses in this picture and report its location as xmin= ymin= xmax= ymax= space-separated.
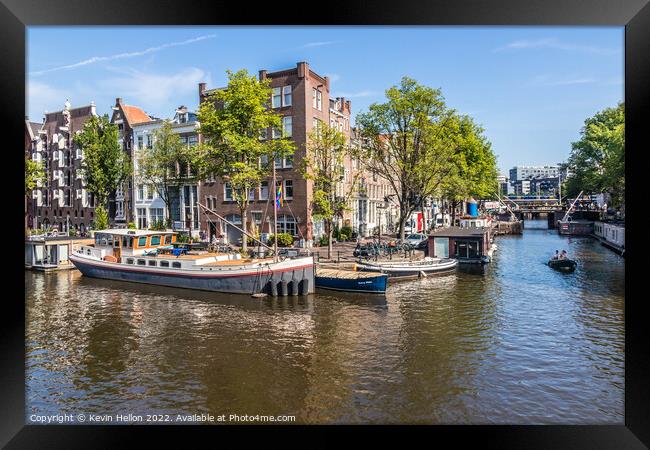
xmin=27 ymin=61 xmax=411 ymax=246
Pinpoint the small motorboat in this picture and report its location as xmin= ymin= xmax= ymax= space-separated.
xmin=315 ymin=268 xmax=388 ymax=294
xmin=547 ymin=258 xmax=577 ymax=272
xmin=355 ymin=257 xmax=457 ymax=279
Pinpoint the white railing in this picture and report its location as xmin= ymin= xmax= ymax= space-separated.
xmin=75 ymin=245 xmax=106 ymax=259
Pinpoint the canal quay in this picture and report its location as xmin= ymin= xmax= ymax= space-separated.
xmin=25 ymin=220 xmax=624 ymax=424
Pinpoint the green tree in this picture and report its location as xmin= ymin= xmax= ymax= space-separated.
xmin=25 ymin=159 xmax=45 ymax=236
xmin=357 ymin=77 xmax=461 ymax=240
xmin=136 ymin=121 xmax=196 ymax=227
xmin=74 ymin=115 xmax=131 ymax=219
xmin=196 ymin=69 xmax=295 ymax=252
xmin=302 ymin=124 xmax=359 ymax=259
xmin=565 ymin=102 xmax=624 ymax=208
xmin=441 ymin=115 xmax=498 ymax=223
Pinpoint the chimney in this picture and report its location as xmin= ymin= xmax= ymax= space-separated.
xmin=297 ymin=61 xmax=308 ymax=79
xmin=258 ymin=70 xmax=267 ymax=81
xmin=90 ymin=101 xmax=96 ymax=116
xmin=198 ymin=82 xmax=206 ymax=98
xmin=324 ymin=76 xmax=330 ymax=92
xmin=115 ymin=97 xmax=122 ymax=105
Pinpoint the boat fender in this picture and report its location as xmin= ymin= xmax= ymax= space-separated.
xmin=419 ymin=270 xmax=427 ymax=278
xmin=269 ymin=280 xmax=278 ymax=297
xmin=290 ymin=279 xmax=299 ymax=296
xmin=300 ymin=278 xmax=310 ymax=295
xmin=280 ymin=280 xmax=289 ymax=297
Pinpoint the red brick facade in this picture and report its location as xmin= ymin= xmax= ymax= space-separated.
xmin=198 ymin=62 xmax=352 ymax=245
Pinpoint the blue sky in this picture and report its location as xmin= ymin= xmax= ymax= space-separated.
xmin=27 ymin=26 xmax=623 ymax=174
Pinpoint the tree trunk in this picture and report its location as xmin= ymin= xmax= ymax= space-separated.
xmin=241 ymin=206 xmax=248 ymax=253
xmin=451 ymin=199 xmax=458 ymax=226
xmin=327 ymin=219 xmax=333 ymax=260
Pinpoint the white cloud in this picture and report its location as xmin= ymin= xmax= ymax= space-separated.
xmin=337 ymin=90 xmax=375 ymax=98
xmin=324 ymin=73 xmax=340 ymax=83
xmin=528 ymin=75 xmax=597 ymax=87
xmin=30 ymin=34 xmax=217 ymax=76
xmin=300 ymin=41 xmax=340 ymax=48
xmin=96 ymin=67 xmax=211 ymax=113
xmin=493 ymin=38 xmax=620 ymax=55
xmin=26 ymin=80 xmax=70 ymax=119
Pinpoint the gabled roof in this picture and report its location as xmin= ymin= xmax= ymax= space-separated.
xmin=121 ymin=105 xmax=151 ymax=125
xmin=25 ymin=120 xmax=41 ymax=140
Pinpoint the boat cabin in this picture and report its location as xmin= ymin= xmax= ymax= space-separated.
xmin=74 ymin=229 xmax=248 ymax=270
xmin=426 ymin=226 xmax=491 ymax=264
xmin=459 ymin=215 xmax=492 ymax=229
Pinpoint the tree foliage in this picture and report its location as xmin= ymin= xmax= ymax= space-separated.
xmin=565 ymin=102 xmax=624 ymax=207
xmin=302 ymin=124 xmax=358 ymax=258
xmin=196 ymin=69 xmax=295 ymax=251
xmin=74 ymin=115 xmax=130 ymax=209
xmin=357 ymin=77 xmax=496 ymax=239
xmin=25 ymin=159 xmax=45 ymax=194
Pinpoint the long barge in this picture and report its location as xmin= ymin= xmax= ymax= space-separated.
xmin=69 ymin=229 xmax=314 ymax=296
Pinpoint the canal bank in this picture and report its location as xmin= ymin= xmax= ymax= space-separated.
xmin=25 ymin=220 xmax=624 ymax=424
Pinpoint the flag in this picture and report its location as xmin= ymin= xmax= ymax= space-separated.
xmin=276 ymin=183 xmax=283 ymax=209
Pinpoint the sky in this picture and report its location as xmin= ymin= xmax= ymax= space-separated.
xmin=27 ymin=26 xmax=623 ymax=174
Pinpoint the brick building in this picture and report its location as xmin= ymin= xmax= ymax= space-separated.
xmin=198 ymin=62 xmax=353 ymax=245
xmin=29 ymin=100 xmax=98 ymax=233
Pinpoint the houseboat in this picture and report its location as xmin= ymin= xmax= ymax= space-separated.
xmin=594 ymin=221 xmax=625 ymax=256
xmin=315 ymin=267 xmax=388 ymax=293
xmin=427 ymin=226 xmax=493 ymax=264
xmin=69 ymin=229 xmax=315 ymax=296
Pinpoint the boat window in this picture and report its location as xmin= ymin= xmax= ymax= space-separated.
xmin=160 ymin=260 xmax=169 ymax=267
xmin=164 ymin=235 xmax=171 ymax=245
xmin=137 ymin=259 xmax=146 ymax=266
xmin=150 ymin=235 xmax=161 ymax=246
xmin=138 ymin=236 xmax=147 ymax=247
xmin=100 ymin=235 xmax=108 ymax=246
xmin=148 ymin=260 xmax=156 ymax=266
xmin=126 ymin=258 xmax=134 ymax=264
xmin=172 ymin=262 xmax=181 ymax=268
xmin=113 ymin=238 xmax=120 ymax=247
xmin=95 ymin=234 xmax=101 ymax=245
xmin=122 ymin=237 xmax=128 ymax=247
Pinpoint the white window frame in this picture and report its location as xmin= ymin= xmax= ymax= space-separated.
xmin=282 ymin=116 xmax=292 ymax=138
xmin=284 ymin=179 xmax=293 ymax=199
xmin=224 ymin=183 xmax=233 ymax=201
xmin=282 ymin=85 xmax=292 ymax=106
xmin=259 ymin=181 xmax=269 ymax=200
xmin=272 ymin=87 xmax=282 ymax=108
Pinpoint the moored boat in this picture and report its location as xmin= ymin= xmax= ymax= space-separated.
xmin=315 ymin=268 xmax=388 ymax=294
xmin=69 ymin=229 xmax=314 ymax=296
xmin=355 ymin=256 xmax=457 ymax=278
xmin=547 ymin=258 xmax=577 ymax=272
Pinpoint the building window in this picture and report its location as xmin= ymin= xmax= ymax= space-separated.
xmin=278 ymin=214 xmax=296 ymax=236
xmin=312 ymin=88 xmax=317 ymax=109
xmin=317 ymin=90 xmax=322 ymax=110
xmin=252 ymin=211 xmax=262 ymax=225
xmin=188 ymin=135 xmax=198 ymax=146
xmin=284 ymin=155 xmax=293 ymax=168
xmin=282 ymin=116 xmax=292 ymax=138
xmin=284 ymin=180 xmax=293 ymax=199
xmin=272 ymin=125 xmax=282 ymax=139
xmin=150 ymin=208 xmax=164 ymax=225
xmin=272 ymin=87 xmax=282 ymax=108
xmin=260 ymin=128 xmax=268 ymax=140
xmin=137 ymin=208 xmax=148 ymax=229
xmin=282 ymin=85 xmax=292 ymax=106
xmin=248 ymin=187 xmax=255 ymax=201
xmin=260 ymin=181 xmax=269 ymax=200
xmin=224 ymin=183 xmax=233 ymax=201
xmin=137 ymin=184 xmax=144 ymax=201
xmin=312 ymin=118 xmax=322 ymax=135
xmin=147 ymin=185 xmax=154 ymax=200
xmin=137 ymin=135 xmax=143 ymax=149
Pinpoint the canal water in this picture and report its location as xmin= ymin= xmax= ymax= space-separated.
xmin=25 ymin=220 xmax=624 ymax=424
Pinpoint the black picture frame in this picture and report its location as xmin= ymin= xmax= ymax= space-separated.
xmin=2 ymin=0 xmax=648 ymax=447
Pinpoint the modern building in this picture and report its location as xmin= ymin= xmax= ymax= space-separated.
xmin=509 ymin=165 xmax=560 ymax=183
xmin=497 ymin=174 xmax=510 ymax=196
xmin=512 ymin=179 xmax=531 ymax=195
xmin=131 ymin=106 xmax=200 ymax=237
xmin=529 ymin=176 xmax=560 ymax=196
xmin=198 ymin=61 xmax=353 ymax=246
xmin=109 ymin=98 xmax=151 ymax=227
xmin=29 ymin=100 xmax=99 ymax=233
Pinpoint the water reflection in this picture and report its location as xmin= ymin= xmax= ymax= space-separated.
xmin=26 ymin=220 xmax=624 ymax=424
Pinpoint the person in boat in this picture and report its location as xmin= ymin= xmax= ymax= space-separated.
xmin=560 ymin=250 xmax=568 ymax=260
xmin=553 ymin=250 xmax=559 ymax=260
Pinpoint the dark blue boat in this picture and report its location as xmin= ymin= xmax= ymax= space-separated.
xmin=315 ymin=268 xmax=388 ymax=294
